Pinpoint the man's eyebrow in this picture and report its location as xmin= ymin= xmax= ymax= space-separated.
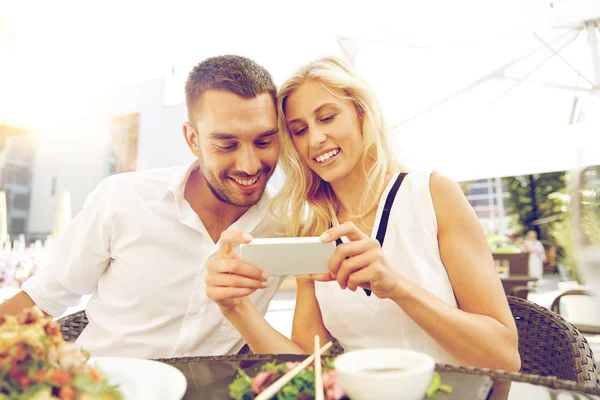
xmin=208 ymin=128 xmax=278 ymax=141
xmin=256 ymin=128 xmax=279 ymax=139
xmin=208 ymin=132 xmax=237 ymax=140
xmin=287 ymin=103 xmax=338 ymax=125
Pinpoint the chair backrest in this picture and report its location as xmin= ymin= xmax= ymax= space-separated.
xmin=57 ymin=310 xmax=283 ymax=357
xmin=509 ymin=285 xmax=531 ymax=299
xmin=58 ymin=310 xmax=88 ymax=342
xmin=507 ymin=295 xmax=599 ymax=387
xmin=550 ymin=289 xmax=600 ymax=334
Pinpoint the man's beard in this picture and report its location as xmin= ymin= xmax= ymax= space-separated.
xmin=201 ymin=163 xmax=273 ymax=207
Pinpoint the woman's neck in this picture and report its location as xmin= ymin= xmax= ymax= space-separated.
xmin=332 ymin=171 xmax=394 ymax=217
xmin=330 ymin=168 xmax=369 ymax=216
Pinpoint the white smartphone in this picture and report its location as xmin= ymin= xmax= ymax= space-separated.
xmin=239 ymin=237 xmax=335 ymax=276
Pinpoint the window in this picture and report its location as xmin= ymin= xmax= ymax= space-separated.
xmin=7 ymin=165 xmax=29 ymax=185
xmin=13 ymin=193 xmax=29 ymax=210
xmin=10 ymin=217 xmax=25 ymax=234
xmin=470 ymin=198 xmax=490 ymax=207
xmin=469 ymin=187 xmax=488 ymax=196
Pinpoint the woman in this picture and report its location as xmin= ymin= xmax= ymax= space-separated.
xmin=524 ymin=230 xmax=546 ymax=280
xmin=206 ymin=57 xmax=520 ymax=371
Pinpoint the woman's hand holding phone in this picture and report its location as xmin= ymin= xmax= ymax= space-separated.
xmin=314 ymin=221 xmax=407 ymax=300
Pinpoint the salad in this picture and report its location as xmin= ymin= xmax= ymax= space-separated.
xmin=229 ymin=359 xmax=453 ymax=400
xmin=0 ymin=306 xmax=123 ymax=400
xmin=229 ymin=359 xmax=347 ymax=400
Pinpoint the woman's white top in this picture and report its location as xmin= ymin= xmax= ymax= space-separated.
xmin=315 ymin=171 xmax=458 ymax=364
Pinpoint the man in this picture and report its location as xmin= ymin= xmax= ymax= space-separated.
xmin=0 ymin=55 xmax=284 ymax=359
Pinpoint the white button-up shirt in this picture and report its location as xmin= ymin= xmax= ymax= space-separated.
xmin=22 ymin=160 xmax=284 ymax=359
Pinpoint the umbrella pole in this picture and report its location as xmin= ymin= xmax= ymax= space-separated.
xmin=586 ymin=20 xmax=600 ymax=87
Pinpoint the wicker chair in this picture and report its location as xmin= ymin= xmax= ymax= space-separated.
xmin=509 ymin=285 xmax=532 ymax=299
xmin=58 ymin=310 xmax=88 ymax=342
xmin=56 ymin=310 xmax=274 ymax=356
xmin=507 ymin=295 xmax=599 ymax=387
xmin=550 ymin=289 xmax=600 ymax=334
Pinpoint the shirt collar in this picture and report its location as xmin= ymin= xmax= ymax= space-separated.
xmin=164 ymin=158 xmax=276 ymax=229
xmin=165 ymin=158 xmax=201 ymax=200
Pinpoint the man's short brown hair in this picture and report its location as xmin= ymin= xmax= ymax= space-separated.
xmin=185 ymin=55 xmax=277 ymax=122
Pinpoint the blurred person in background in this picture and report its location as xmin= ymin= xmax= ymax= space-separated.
xmin=524 ymin=230 xmax=546 ymax=280
xmin=545 ymin=245 xmax=558 ymax=273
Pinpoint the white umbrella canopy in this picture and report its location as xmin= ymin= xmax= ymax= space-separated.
xmin=0 ymin=1 xmax=580 ymax=104
xmin=0 ymin=0 xmax=599 ymax=180
xmin=340 ymin=3 xmax=600 ymax=180
xmin=0 ymin=0 xmax=550 ymax=84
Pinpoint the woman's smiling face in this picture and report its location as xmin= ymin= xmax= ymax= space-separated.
xmin=283 ymin=80 xmax=363 ymax=184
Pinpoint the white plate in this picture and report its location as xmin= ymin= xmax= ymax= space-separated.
xmin=0 ymin=287 xmax=20 ymax=303
xmin=89 ymin=357 xmax=187 ymax=400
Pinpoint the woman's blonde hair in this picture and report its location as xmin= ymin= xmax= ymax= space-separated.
xmin=270 ymin=56 xmax=401 ymax=237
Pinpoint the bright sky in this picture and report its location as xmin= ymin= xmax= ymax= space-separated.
xmin=0 ymin=0 xmax=600 ymax=121
xmin=0 ymin=0 xmax=598 ymax=162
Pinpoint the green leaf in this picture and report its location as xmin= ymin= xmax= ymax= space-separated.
xmin=0 ymin=378 xmax=16 ymax=395
xmin=0 ymin=364 xmax=10 ymax=381
xmin=425 ymin=373 xmax=454 ymax=398
xmin=72 ymin=374 xmax=105 ymax=394
xmin=440 ymin=384 xmax=453 ymax=394
xmin=426 ymin=373 xmax=441 ymax=398
xmin=325 ymin=358 xmax=336 ymax=370
xmin=237 ymin=368 xmax=253 ymax=384
xmin=18 ymin=384 xmax=51 ymax=400
xmin=39 ymin=335 xmax=48 ymax=353
xmin=103 ymin=385 xmax=125 ymax=400
xmin=228 ymin=370 xmax=254 ymax=400
xmin=261 ymin=362 xmax=287 ymax=374
xmin=228 ymin=360 xmax=334 ymax=400
xmin=280 ymin=384 xmax=299 ymax=400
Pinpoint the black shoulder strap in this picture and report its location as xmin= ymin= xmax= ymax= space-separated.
xmin=375 ymin=172 xmax=407 ymax=247
xmin=333 ymin=173 xmax=408 ymax=296
xmin=362 ymin=172 xmax=407 ymax=296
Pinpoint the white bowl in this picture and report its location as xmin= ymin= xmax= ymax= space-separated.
xmin=334 ymin=348 xmax=435 ymax=400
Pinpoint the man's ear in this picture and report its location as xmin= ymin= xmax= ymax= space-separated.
xmin=183 ymin=122 xmax=200 ymax=155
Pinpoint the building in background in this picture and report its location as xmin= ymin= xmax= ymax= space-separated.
xmin=460 ymin=177 xmax=511 ymax=233
xmin=584 ymin=167 xmax=600 ymax=188
xmin=27 ymin=77 xmax=191 ymax=237
xmin=0 ymin=124 xmax=35 ymax=238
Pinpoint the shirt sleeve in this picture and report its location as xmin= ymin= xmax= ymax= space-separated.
xmin=22 ymin=176 xmax=116 ymax=317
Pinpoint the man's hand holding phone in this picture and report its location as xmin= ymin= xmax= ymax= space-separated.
xmin=205 ymin=231 xmax=270 ymax=311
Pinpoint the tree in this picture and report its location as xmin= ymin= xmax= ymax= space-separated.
xmin=503 ymin=171 xmax=567 ymax=244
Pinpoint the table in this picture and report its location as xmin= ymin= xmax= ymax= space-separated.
xmin=500 ymin=275 xmax=538 ymax=298
xmin=156 ymin=354 xmax=600 ymax=400
xmin=493 ymin=253 xmax=529 ymax=276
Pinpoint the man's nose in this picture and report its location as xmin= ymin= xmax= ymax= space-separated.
xmin=236 ymin=146 xmax=261 ymax=175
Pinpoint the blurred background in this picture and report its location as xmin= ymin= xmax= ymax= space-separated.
xmin=0 ymin=0 xmax=599 ymax=339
